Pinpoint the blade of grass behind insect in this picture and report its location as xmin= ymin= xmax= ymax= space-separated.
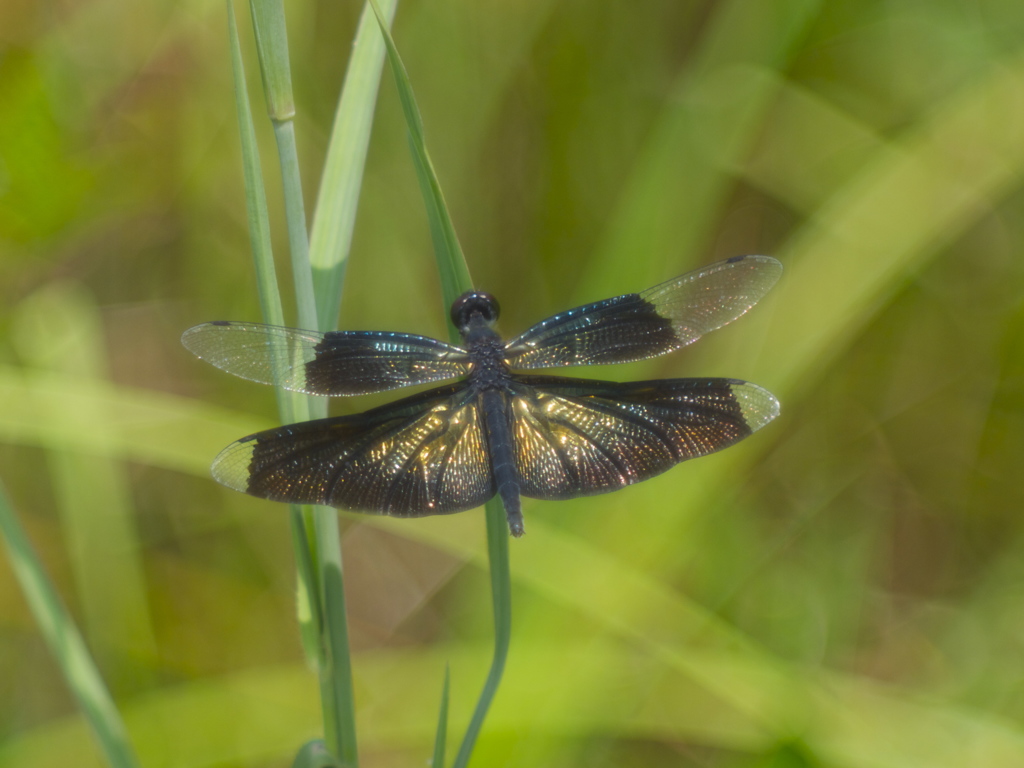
xmin=226 ymin=0 xmax=290 ymax=351
xmin=367 ymin=0 xmax=473 ymax=311
xmin=452 ymin=499 xmax=512 ymax=768
xmin=432 ymin=665 xmax=450 ymax=768
xmin=248 ymin=0 xmax=318 ymax=333
xmin=227 ymin=5 xmax=358 ymax=765
xmin=237 ymin=1 xmax=358 ymax=762
xmin=0 ymin=481 xmax=140 ymax=768
xmin=366 ymin=2 xmax=511 ymax=765
xmin=309 ymin=0 xmax=399 ymax=333
xmin=228 ymin=0 xmax=319 ymax=652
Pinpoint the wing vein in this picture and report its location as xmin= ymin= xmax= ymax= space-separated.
xmin=571 ymin=395 xmax=682 ymax=461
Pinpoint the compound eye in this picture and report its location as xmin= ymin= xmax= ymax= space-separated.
xmin=450 ymin=291 xmax=500 ymax=329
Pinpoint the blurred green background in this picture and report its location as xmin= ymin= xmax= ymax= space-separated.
xmin=3 ymin=0 xmax=1024 ymax=766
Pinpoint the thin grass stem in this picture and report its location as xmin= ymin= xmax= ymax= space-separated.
xmin=452 ymin=499 xmax=511 ymax=768
xmin=309 ymin=0 xmax=399 ymax=332
xmin=227 ymin=2 xmax=356 ymax=763
xmin=432 ymin=665 xmax=451 ymax=768
xmin=366 ymin=4 xmax=514 ymax=765
xmin=0 ymin=482 xmax=140 ymax=768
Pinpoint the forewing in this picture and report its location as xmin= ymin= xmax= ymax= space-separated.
xmin=182 ymin=321 xmax=471 ymax=396
xmin=212 ymin=383 xmax=495 ymax=515
xmin=509 ymin=375 xmax=779 ymax=499
xmin=504 ymin=255 xmax=782 ymax=369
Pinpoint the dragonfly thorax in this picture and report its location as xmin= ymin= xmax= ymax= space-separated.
xmin=465 ymin=333 xmax=512 ymax=391
xmin=453 ymin=290 xmax=512 ymax=390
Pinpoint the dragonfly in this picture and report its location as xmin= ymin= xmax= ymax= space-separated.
xmin=182 ymin=254 xmax=782 ymax=537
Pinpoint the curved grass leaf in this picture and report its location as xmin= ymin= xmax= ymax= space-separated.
xmin=0 ymin=483 xmax=140 ymax=768
xmin=366 ymin=3 xmax=510 ymax=766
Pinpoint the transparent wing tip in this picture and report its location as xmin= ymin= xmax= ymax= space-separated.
xmin=729 ymin=381 xmax=781 ymax=433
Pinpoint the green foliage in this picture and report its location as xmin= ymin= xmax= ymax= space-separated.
xmin=3 ymin=1 xmax=1024 ymax=767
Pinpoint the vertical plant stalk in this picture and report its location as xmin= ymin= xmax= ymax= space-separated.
xmin=314 ymin=519 xmax=356 ymax=768
xmin=227 ymin=0 xmax=320 ymax=662
xmin=274 ymin=119 xmax=319 ymax=329
xmin=366 ymin=3 xmax=513 ymax=765
xmin=247 ymin=0 xmax=318 ymax=333
xmin=433 ymin=665 xmax=451 ymax=768
xmin=366 ymin=0 xmax=473 ymax=309
xmin=228 ymin=1 xmax=357 ymax=765
xmin=0 ymin=482 xmax=140 ymax=768
xmin=452 ymin=500 xmax=511 ymax=768
xmin=309 ymin=0 xmax=399 ymax=333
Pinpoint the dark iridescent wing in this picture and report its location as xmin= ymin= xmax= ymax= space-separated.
xmin=181 ymin=322 xmax=472 ymax=396
xmin=508 ymin=375 xmax=779 ymax=499
xmin=211 ymin=382 xmax=495 ymax=515
xmin=504 ymin=255 xmax=782 ymax=370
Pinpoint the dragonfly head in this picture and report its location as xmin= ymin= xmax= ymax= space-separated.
xmin=451 ymin=291 xmax=500 ymax=333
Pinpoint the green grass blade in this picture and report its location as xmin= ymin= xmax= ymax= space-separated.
xmin=229 ymin=0 xmax=321 ymax=660
xmin=228 ymin=0 xmax=319 ymax=639
xmin=0 ymin=482 xmax=140 ymax=768
xmin=317 ymin=518 xmax=358 ymax=768
xmin=0 ymin=367 xmax=266 ymax=475
xmin=235 ymin=1 xmax=358 ymax=763
xmin=246 ymin=0 xmax=294 ymax=122
xmin=452 ymin=499 xmax=512 ymax=768
xmin=367 ymin=0 xmax=473 ymax=310
xmin=248 ymin=0 xmax=318 ymax=332
xmin=227 ymin=1 xmax=342 ymax=757
xmin=309 ymin=0 xmax=399 ymax=333
xmin=366 ymin=3 xmax=511 ymax=765
xmin=274 ymin=118 xmax=319 ymax=332
xmin=226 ymin=0 xmax=287 ymax=341
xmin=432 ymin=665 xmax=450 ymax=768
